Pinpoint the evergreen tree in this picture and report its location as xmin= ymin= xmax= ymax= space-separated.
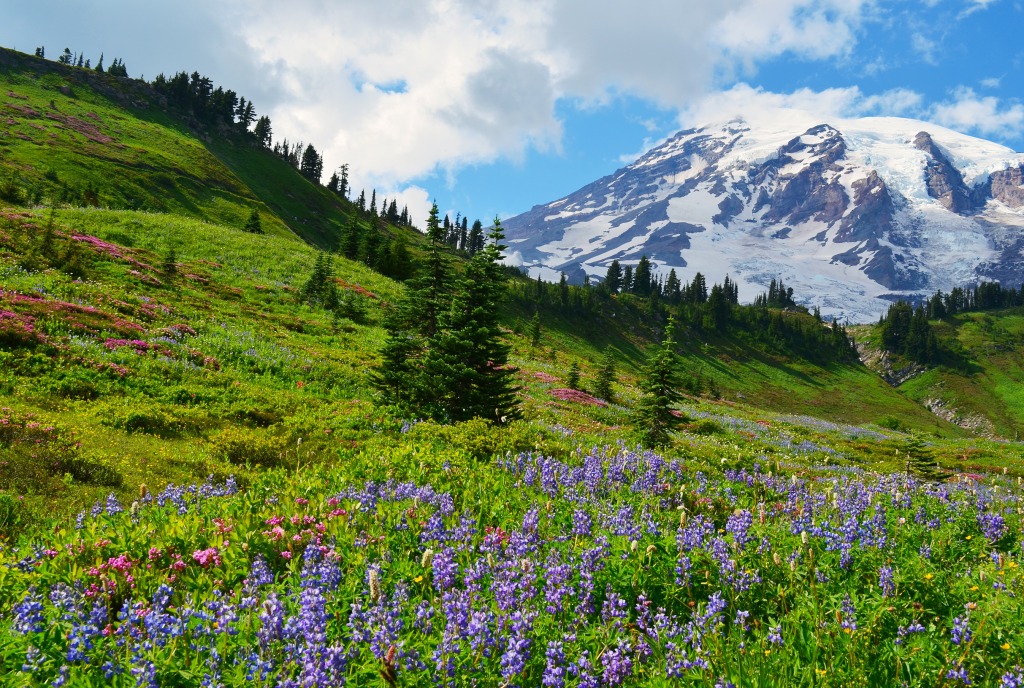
xmin=529 ymin=312 xmax=541 ymax=347
xmin=634 ymin=318 xmax=684 ymax=447
xmin=567 ymin=361 xmax=581 ymax=390
xmin=633 ymin=256 xmax=653 ymax=296
xmin=338 ymin=164 xmax=349 ymax=199
xmin=243 ymin=208 xmax=263 ymax=234
xmin=373 ymin=206 xmax=451 ymax=414
xmin=299 ymin=144 xmax=323 ymax=183
xmin=420 ymin=218 xmax=520 ymax=423
xmin=414 ymin=202 xmax=450 ymax=338
xmin=95 ymin=53 xmax=104 ymax=73
xmin=593 ymin=349 xmax=616 ymax=402
xmin=341 ymin=216 xmax=361 ymax=260
xmin=605 ymin=260 xmax=622 ymax=294
xmin=300 ymin=252 xmax=339 ymax=311
xmin=664 ymin=269 xmax=681 ymax=303
xmin=467 ymin=220 xmax=484 ymax=254
xmin=900 ymin=434 xmax=943 ymax=482
xmin=253 ymin=116 xmax=273 ymax=148
xmin=162 ymin=248 xmax=177 ymax=277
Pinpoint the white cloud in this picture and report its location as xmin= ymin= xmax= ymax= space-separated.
xmin=210 ymin=0 xmax=877 ymax=207
xmin=911 ymin=33 xmax=938 ymax=65
xmin=678 ymin=84 xmax=923 ymax=130
xmin=931 ymin=87 xmax=1024 ymax=139
xmin=960 ymin=0 xmax=999 ymax=17
xmin=981 ymin=77 xmax=1002 ymax=88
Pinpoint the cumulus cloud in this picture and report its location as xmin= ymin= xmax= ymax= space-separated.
xmin=678 ymin=84 xmax=924 ymax=131
xmin=209 ymin=0 xmax=878 ymax=219
xmin=931 ymin=87 xmax=1024 ymax=139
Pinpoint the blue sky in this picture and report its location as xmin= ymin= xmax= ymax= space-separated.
xmin=3 ymin=1 xmax=1022 ymax=227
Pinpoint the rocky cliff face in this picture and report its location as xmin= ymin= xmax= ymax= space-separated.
xmin=503 ymin=115 xmax=1024 ymax=322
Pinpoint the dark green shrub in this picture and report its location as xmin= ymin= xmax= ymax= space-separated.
xmin=0 ymin=492 xmax=23 ymax=539
xmin=52 ymin=457 xmax=123 ymax=487
xmin=210 ymin=426 xmax=289 ymax=467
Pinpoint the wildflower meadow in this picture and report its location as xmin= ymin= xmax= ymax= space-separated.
xmin=3 ymin=439 xmax=1023 ymax=686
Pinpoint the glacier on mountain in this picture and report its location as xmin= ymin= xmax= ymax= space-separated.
xmin=502 ymin=115 xmax=1024 ymax=322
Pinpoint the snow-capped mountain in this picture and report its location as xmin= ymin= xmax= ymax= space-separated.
xmin=502 ymin=115 xmax=1024 ymax=322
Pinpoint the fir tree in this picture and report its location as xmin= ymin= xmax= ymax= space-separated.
xmin=900 ymin=434 xmax=943 ymax=482
xmin=243 ymin=208 xmax=263 ymax=233
xmin=375 ymin=202 xmax=452 ymax=413
xmin=605 ymin=260 xmax=622 ymax=294
xmin=593 ymin=349 xmax=616 ymax=402
xmin=161 ymin=248 xmax=177 ymax=278
xmin=300 ymin=252 xmax=339 ymax=311
xmin=567 ymin=361 xmax=581 ymax=390
xmin=419 ymin=217 xmax=520 ymax=423
xmin=634 ymin=317 xmax=684 ymax=447
xmin=529 ymin=312 xmax=541 ymax=347
xmin=254 ymin=116 xmax=273 ymax=148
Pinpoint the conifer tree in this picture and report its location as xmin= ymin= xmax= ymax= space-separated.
xmin=605 ymin=260 xmax=622 ymax=294
xmin=300 ymin=252 xmax=339 ymax=311
xmin=243 ymin=208 xmax=262 ymax=233
xmin=161 ymin=248 xmax=177 ymax=278
xmin=900 ymin=433 xmax=943 ymax=482
xmin=593 ymin=349 xmax=616 ymax=402
xmin=634 ymin=317 xmax=684 ymax=447
xmin=420 ymin=218 xmax=520 ymax=423
xmin=341 ymin=216 xmax=361 ymax=260
xmin=529 ymin=312 xmax=541 ymax=347
xmin=567 ymin=361 xmax=581 ymax=390
xmin=374 ymin=202 xmax=451 ymax=412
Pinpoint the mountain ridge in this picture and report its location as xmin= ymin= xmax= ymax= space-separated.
xmin=503 ymin=114 xmax=1024 ymax=322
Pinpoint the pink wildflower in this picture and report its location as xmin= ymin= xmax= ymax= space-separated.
xmin=192 ymin=548 xmax=221 ymax=568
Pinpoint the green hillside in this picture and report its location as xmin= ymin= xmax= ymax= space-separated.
xmin=858 ymin=308 xmax=1024 ymax=439
xmin=0 ymin=47 xmax=372 ymax=249
xmin=6 ymin=44 xmax=1024 ymax=688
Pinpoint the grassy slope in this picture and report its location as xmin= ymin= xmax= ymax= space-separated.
xmin=6 ymin=47 xmax=1024 ymax=539
xmin=0 ymin=47 xmax=382 ymax=250
xmin=857 ymin=309 xmax=1024 ymax=439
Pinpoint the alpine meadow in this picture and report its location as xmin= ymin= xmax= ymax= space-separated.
xmin=4 ymin=36 xmax=1024 ymax=688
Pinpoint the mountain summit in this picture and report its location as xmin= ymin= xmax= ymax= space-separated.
xmin=503 ymin=115 xmax=1024 ymax=322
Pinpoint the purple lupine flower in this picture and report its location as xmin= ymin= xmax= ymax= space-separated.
xmin=947 ymin=661 xmax=971 ymax=685
xmin=600 ymin=639 xmax=633 ymax=686
xmin=105 ymin=493 xmax=123 ymax=516
xmin=13 ymin=588 xmax=45 ymax=634
xmin=1001 ymin=666 xmax=1024 ymax=688
xmin=249 ymin=555 xmax=275 ymax=587
xmin=840 ymin=594 xmax=856 ymax=632
xmin=258 ymin=594 xmax=286 ymax=648
xmin=601 ymin=586 xmax=629 ymax=629
xmin=543 ymin=640 xmax=567 ymax=688
xmin=725 ymin=509 xmax=753 ymax=551
xmin=879 ymin=565 xmax=895 ymax=597
xmin=895 ymin=622 xmax=925 ymax=647
xmin=432 ymin=547 xmax=459 ymax=591
xmin=951 ymin=613 xmax=972 ymax=646
xmin=978 ymin=512 xmax=1007 ymax=543
xmin=21 ymin=646 xmax=42 ymax=673
xmin=572 ymin=509 xmax=593 ymax=537
xmin=768 ymin=624 xmax=783 ymax=645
